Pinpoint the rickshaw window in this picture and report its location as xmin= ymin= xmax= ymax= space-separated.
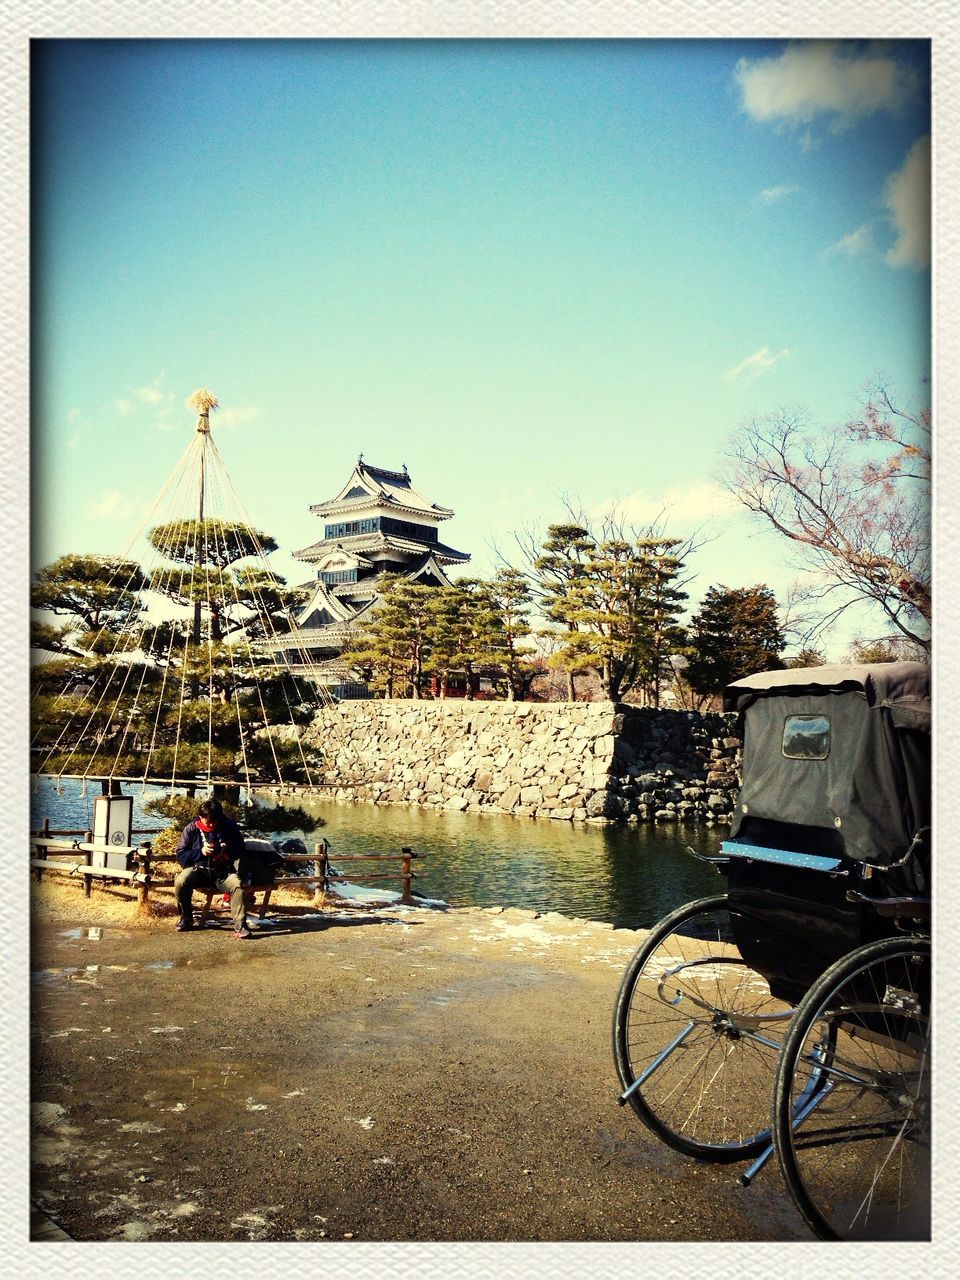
xmin=782 ymin=714 xmax=830 ymax=760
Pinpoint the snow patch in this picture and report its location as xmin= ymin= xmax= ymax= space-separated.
xmin=32 ymin=1102 xmax=66 ymax=1128
xmin=116 ymin=1221 xmax=152 ymax=1240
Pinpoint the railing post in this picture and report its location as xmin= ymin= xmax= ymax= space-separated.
xmin=314 ymin=839 xmax=329 ymax=906
xmin=137 ymin=842 xmax=152 ymax=911
xmin=42 ymin=817 xmax=50 ymax=838
xmin=84 ymin=848 xmax=93 ymax=897
xmin=401 ymin=847 xmax=413 ymax=904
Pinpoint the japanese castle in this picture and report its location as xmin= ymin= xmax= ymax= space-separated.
xmin=270 ymin=458 xmax=470 ymax=696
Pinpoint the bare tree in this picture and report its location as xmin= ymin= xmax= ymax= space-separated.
xmin=725 ymin=384 xmax=930 ymax=651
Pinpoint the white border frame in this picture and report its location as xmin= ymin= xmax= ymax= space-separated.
xmin=3 ymin=6 xmax=955 ymax=1276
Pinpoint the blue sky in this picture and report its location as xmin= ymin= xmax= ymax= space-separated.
xmin=31 ymin=38 xmax=931 ymax=655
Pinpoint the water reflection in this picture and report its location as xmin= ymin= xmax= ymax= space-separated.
xmin=283 ymin=796 xmax=726 ymax=929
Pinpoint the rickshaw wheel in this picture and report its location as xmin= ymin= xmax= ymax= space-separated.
xmin=612 ymin=895 xmax=791 ymax=1161
xmin=773 ymin=935 xmax=931 ymax=1241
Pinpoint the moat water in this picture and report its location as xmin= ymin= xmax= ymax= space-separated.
xmin=31 ymin=778 xmax=725 ymax=930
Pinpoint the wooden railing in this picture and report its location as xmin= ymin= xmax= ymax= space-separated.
xmin=29 ymin=827 xmax=426 ymax=911
xmin=31 ymin=837 xmax=154 ymax=909
xmin=313 ymin=843 xmax=424 ymax=904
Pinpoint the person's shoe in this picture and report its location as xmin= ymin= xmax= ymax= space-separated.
xmin=176 ymin=918 xmax=193 ymax=932
xmin=233 ymin=926 xmax=252 ymax=940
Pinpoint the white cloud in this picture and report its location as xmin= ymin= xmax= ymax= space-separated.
xmin=757 ymin=183 xmax=801 ymax=205
xmin=216 ymin=405 xmax=260 ymax=430
xmin=114 ymin=398 xmax=136 ymax=416
xmin=135 ymin=379 xmax=165 ymax=405
xmin=723 ymin=346 xmax=791 ymax=384
xmin=884 ymin=135 xmax=931 ymax=269
xmin=593 ymin=482 xmax=738 ymax=533
xmin=736 ymin=41 xmax=912 ymax=129
xmin=827 ymin=223 xmax=875 ymax=257
xmin=88 ymin=490 xmax=134 ymax=521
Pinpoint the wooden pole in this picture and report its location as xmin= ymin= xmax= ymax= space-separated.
xmin=314 ymin=839 xmax=329 ymax=906
xmin=194 ymin=413 xmax=206 ymax=648
xmin=401 ymin=846 xmax=413 ymax=904
xmin=137 ymin=843 xmax=152 ymax=911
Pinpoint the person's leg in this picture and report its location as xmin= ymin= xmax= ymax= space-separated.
xmin=216 ymin=872 xmax=249 ymax=935
xmin=174 ymin=867 xmax=202 ymax=928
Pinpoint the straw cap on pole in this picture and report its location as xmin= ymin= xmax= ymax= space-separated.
xmin=188 ymin=388 xmax=219 ymax=433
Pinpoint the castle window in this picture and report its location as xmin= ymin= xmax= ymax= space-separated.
xmin=380 ymin=516 xmax=438 ymax=542
xmin=324 ymin=518 xmax=379 ymax=538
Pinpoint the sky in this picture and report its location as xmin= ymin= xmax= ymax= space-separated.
xmin=31 ymin=38 xmax=931 ymax=657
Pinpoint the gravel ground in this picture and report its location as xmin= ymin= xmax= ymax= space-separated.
xmin=29 ymin=877 xmax=810 ymax=1243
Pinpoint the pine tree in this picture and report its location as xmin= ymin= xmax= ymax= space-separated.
xmin=530 ymin=531 xmax=689 ymax=703
xmin=532 ymin=524 xmax=596 ymax=700
xmin=632 ymin=538 xmax=688 ymax=707
xmin=31 ymin=527 xmax=319 ymax=788
xmin=31 ymin=553 xmax=149 ymax=636
xmin=489 ymin=568 xmax=538 ymax=700
xmin=685 ymin=585 xmax=786 ymax=698
xmin=342 ymin=577 xmax=435 ymax=699
xmin=147 ymin=519 xmax=302 ymax=645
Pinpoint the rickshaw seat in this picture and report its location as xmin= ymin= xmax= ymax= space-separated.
xmin=720 ymin=841 xmax=843 ymax=874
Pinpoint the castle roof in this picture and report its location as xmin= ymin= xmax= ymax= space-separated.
xmin=310 ymin=459 xmax=454 ymax=521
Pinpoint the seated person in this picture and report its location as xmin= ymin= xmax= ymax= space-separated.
xmin=174 ymin=797 xmax=251 ymax=939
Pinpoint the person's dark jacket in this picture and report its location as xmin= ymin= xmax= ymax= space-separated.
xmin=176 ymin=816 xmax=246 ymax=877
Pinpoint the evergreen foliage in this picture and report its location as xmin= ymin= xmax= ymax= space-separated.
xmin=341 ymin=577 xmax=436 ymax=698
xmin=529 ymin=525 xmax=688 ymax=702
xmin=147 ymin=519 xmax=304 ymax=642
xmin=685 ymin=584 xmax=786 ymax=696
xmin=31 ymin=521 xmax=321 ymax=790
xmin=488 ymin=568 xmax=538 ymax=700
xmin=532 ymin=524 xmax=595 ymax=699
xmin=31 ymin=553 xmax=149 ymax=635
xmin=787 ymin=647 xmax=828 ymax=669
xmin=343 ymin=573 xmax=540 ymax=700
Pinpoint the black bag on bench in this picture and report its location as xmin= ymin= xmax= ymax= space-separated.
xmin=235 ymin=838 xmax=286 ymax=886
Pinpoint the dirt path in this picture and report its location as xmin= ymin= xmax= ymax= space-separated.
xmin=30 ymin=883 xmax=809 ymax=1243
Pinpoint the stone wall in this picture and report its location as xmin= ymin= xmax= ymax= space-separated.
xmin=301 ymin=701 xmax=742 ymax=826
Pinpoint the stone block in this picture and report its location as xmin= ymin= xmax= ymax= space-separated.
xmin=500 ymin=784 xmax=522 ymax=810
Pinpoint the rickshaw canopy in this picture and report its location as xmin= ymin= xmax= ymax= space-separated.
xmin=724 ymin=662 xmax=930 ymax=866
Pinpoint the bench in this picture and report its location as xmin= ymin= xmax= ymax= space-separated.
xmin=196 ymin=874 xmax=329 ymax=927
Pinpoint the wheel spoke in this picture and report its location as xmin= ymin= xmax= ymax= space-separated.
xmin=773 ymin=937 xmax=930 ymax=1241
xmin=613 ymin=896 xmax=788 ymax=1160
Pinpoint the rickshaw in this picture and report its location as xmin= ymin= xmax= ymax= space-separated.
xmin=612 ymin=663 xmax=931 ymax=1241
